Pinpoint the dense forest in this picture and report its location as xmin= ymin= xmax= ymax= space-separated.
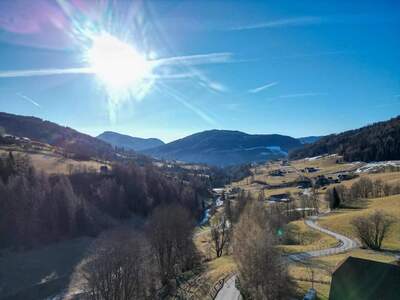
xmin=0 ymin=152 xmax=205 ymax=250
xmin=290 ymin=116 xmax=400 ymax=162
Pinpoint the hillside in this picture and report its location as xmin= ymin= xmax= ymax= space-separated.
xmin=97 ymin=131 xmax=164 ymax=151
xmin=0 ymin=112 xmax=114 ymax=159
xmin=290 ymin=116 xmax=400 ymax=162
xmin=298 ymin=136 xmax=322 ymax=144
xmin=143 ymin=129 xmax=302 ymax=166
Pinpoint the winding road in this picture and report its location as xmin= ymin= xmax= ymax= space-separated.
xmin=287 ymin=215 xmax=358 ymax=262
xmin=215 ymin=214 xmax=358 ymax=300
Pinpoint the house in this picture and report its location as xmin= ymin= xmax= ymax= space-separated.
xmin=269 ymin=169 xmax=285 ymax=176
xmin=329 ymin=256 xmax=400 ymax=300
xmin=314 ymin=175 xmax=330 ymax=188
xmin=337 ymin=172 xmax=357 ymax=181
xmin=268 ymin=193 xmax=291 ymax=203
xmin=100 ymin=165 xmax=109 ymax=174
xmin=212 ymin=188 xmax=224 ymax=196
xmin=304 ymin=167 xmax=318 ymax=173
xmin=296 ymin=178 xmax=312 ymax=189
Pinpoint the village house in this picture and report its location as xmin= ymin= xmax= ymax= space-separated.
xmin=329 ymin=257 xmax=400 ymax=300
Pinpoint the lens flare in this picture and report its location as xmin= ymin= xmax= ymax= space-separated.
xmin=86 ymin=33 xmax=152 ymax=89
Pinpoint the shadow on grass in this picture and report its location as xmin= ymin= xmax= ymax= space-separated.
xmin=339 ymin=199 xmax=370 ymax=210
xmin=0 ymin=237 xmax=93 ymax=300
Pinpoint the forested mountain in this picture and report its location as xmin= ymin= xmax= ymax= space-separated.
xmin=144 ymin=129 xmax=302 ymax=166
xmin=290 ymin=116 xmax=400 ymax=162
xmin=97 ymin=131 xmax=164 ymax=151
xmin=298 ymin=136 xmax=322 ymax=144
xmin=0 ymin=112 xmax=114 ymax=159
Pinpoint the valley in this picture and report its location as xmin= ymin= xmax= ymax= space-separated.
xmin=198 ymin=154 xmax=400 ymax=299
xmin=1 ymin=2 xmax=399 ymax=299
xmin=1 ymin=112 xmax=400 ymax=300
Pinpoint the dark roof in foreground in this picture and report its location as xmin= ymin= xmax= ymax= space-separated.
xmin=329 ymin=256 xmax=400 ymax=300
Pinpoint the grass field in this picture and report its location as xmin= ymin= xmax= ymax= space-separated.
xmin=289 ymin=248 xmax=399 ymax=299
xmin=225 ymin=155 xmax=400 ymax=299
xmin=0 ymin=147 xmax=109 ymax=174
xmin=279 ymin=220 xmax=338 ymax=254
xmin=319 ymin=194 xmax=400 ymax=250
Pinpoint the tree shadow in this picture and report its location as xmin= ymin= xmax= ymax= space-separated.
xmin=0 ymin=237 xmax=93 ymax=300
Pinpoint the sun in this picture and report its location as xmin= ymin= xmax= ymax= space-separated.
xmin=86 ymin=33 xmax=152 ymax=89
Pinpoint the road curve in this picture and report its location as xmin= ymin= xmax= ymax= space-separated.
xmin=215 ymin=214 xmax=358 ymax=299
xmin=288 ymin=215 xmax=358 ymax=262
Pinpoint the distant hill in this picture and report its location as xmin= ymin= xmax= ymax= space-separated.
xmin=290 ymin=116 xmax=400 ymax=162
xmin=97 ymin=131 xmax=164 ymax=151
xmin=143 ymin=129 xmax=302 ymax=166
xmin=0 ymin=112 xmax=114 ymax=159
xmin=298 ymin=136 xmax=322 ymax=144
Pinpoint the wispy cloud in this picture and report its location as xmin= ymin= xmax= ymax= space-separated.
xmin=16 ymin=93 xmax=41 ymax=107
xmin=155 ymin=53 xmax=231 ymax=93
xmin=273 ymin=51 xmax=352 ymax=60
xmin=0 ymin=52 xmax=233 ymax=87
xmin=154 ymin=52 xmax=234 ymax=66
xmin=190 ymin=69 xmax=229 ymax=93
xmin=158 ymin=84 xmax=217 ymax=125
xmin=230 ymin=16 xmax=325 ymax=31
xmin=0 ymin=67 xmax=92 ymax=78
xmin=279 ymin=92 xmax=327 ymax=98
xmin=249 ymin=81 xmax=279 ymax=94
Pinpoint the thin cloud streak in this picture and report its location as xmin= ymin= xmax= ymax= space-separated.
xmin=273 ymin=51 xmax=351 ymax=60
xmin=0 ymin=67 xmax=92 ymax=78
xmin=279 ymin=92 xmax=327 ymax=98
xmin=159 ymin=84 xmax=217 ymax=125
xmin=230 ymin=16 xmax=324 ymax=31
xmin=153 ymin=52 xmax=234 ymax=66
xmin=16 ymin=93 xmax=41 ymax=107
xmin=190 ymin=69 xmax=229 ymax=93
xmin=249 ymin=81 xmax=279 ymax=93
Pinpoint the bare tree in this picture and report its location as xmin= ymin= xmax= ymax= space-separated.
xmin=350 ymin=177 xmax=373 ymax=200
xmin=233 ymin=201 xmax=295 ymax=300
xmin=326 ymin=187 xmax=341 ymax=209
xmin=146 ymin=204 xmax=197 ymax=291
xmin=224 ymin=198 xmax=233 ymax=223
xmin=351 ymin=210 xmax=395 ymax=250
xmin=233 ymin=190 xmax=251 ymax=222
xmin=210 ymin=214 xmax=231 ymax=257
xmin=300 ymin=194 xmax=312 ymax=218
xmin=83 ymin=229 xmax=154 ymax=300
xmin=310 ymin=185 xmax=320 ymax=214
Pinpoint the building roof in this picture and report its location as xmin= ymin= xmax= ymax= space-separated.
xmin=329 ymin=256 xmax=400 ymax=300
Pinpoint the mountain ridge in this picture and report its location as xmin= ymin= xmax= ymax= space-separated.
xmin=0 ymin=112 xmax=114 ymax=159
xmin=143 ymin=129 xmax=302 ymax=166
xmin=290 ymin=116 xmax=400 ymax=162
xmin=97 ymin=131 xmax=164 ymax=151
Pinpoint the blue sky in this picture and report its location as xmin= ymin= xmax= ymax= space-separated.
xmin=0 ymin=0 xmax=399 ymax=142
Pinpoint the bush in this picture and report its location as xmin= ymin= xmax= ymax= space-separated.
xmin=351 ymin=210 xmax=395 ymax=250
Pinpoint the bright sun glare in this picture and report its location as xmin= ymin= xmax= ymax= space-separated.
xmin=87 ymin=33 xmax=152 ymax=89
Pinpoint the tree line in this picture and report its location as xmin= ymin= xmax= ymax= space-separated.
xmin=83 ymin=204 xmax=198 ymax=299
xmin=290 ymin=115 xmax=400 ymax=162
xmin=326 ymin=177 xmax=400 ymax=209
xmin=0 ymin=152 xmax=204 ymax=250
xmin=207 ymin=190 xmax=297 ymax=299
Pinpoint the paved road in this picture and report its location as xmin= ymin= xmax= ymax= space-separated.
xmin=288 ymin=215 xmax=358 ymax=262
xmin=215 ymin=275 xmax=241 ymax=300
xmin=215 ymin=214 xmax=358 ymax=299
